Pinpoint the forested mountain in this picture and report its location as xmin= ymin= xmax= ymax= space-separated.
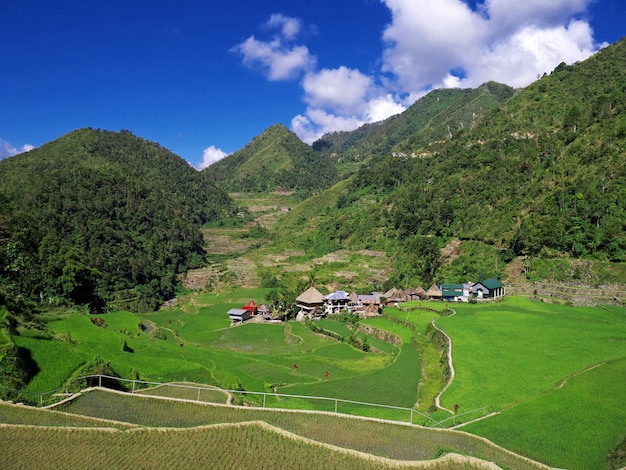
xmin=0 ymin=128 xmax=240 ymax=312
xmin=273 ymin=37 xmax=626 ymax=286
xmin=202 ymin=124 xmax=337 ymax=197
xmin=312 ymin=81 xmax=516 ymax=165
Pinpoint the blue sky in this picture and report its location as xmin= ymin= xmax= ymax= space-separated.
xmin=1 ymin=0 xmax=624 ymax=169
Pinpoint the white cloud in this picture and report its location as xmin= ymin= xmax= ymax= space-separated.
xmin=484 ymin=0 xmax=590 ymax=31
xmin=381 ymin=0 xmax=598 ymax=91
xmin=0 ymin=138 xmax=34 ymax=159
xmin=291 ymin=109 xmax=365 ymax=144
xmin=265 ymin=14 xmax=302 ymax=40
xmin=302 ymin=67 xmax=373 ymax=114
xmin=197 ymin=145 xmax=228 ymax=170
xmin=365 ymin=94 xmax=406 ymax=122
xmin=462 ymin=20 xmax=597 ymax=88
xmin=232 ymin=14 xmax=316 ymax=81
xmin=235 ymin=2 xmax=601 ymax=145
xmin=293 ymin=67 xmax=406 ymax=144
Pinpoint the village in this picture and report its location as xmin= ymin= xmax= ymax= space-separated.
xmin=227 ymin=278 xmax=505 ymax=324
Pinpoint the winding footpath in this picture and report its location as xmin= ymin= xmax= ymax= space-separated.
xmin=430 ymin=309 xmax=456 ymax=414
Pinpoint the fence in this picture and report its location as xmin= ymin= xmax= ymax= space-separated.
xmin=1 ymin=374 xmax=493 ymax=428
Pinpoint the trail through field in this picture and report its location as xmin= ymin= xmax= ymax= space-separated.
xmin=431 ymin=313 xmax=456 ymax=414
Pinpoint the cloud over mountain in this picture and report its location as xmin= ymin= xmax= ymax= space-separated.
xmin=233 ymin=0 xmax=602 ymax=144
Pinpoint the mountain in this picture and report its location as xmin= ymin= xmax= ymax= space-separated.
xmin=272 ymin=37 xmax=626 ymax=286
xmin=0 ymin=128 xmax=240 ymax=312
xmin=312 ymin=81 xmax=516 ymax=166
xmin=202 ymin=124 xmax=337 ymax=197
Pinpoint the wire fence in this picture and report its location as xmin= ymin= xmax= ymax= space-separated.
xmin=1 ymin=374 xmax=494 ymax=428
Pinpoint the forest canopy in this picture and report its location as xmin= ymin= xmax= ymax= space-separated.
xmin=0 ymin=128 xmax=241 ymax=312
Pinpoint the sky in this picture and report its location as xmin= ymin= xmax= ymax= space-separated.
xmin=1 ymin=0 xmax=624 ymax=169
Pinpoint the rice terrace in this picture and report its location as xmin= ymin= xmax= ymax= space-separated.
xmin=2 ymin=289 xmax=625 ymax=469
xmin=4 ymin=37 xmax=626 ymax=469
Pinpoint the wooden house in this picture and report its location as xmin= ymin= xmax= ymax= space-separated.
xmin=228 ymin=308 xmax=251 ymax=323
xmin=383 ymin=287 xmax=409 ymax=305
xmin=406 ymin=286 xmax=426 ymax=300
xmin=257 ymin=304 xmax=271 ymax=318
xmin=472 ymin=279 xmax=506 ymax=299
xmin=357 ymin=294 xmax=382 ymax=314
xmin=241 ymin=300 xmax=258 ymax=315
xmin=295 ymin=286 xmax=325 ymax=319
xmin=426 ymin=283 xmax=443 ymax=299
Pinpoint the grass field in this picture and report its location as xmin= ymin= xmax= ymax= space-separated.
xmin=0 ymin=423 xmax=503 ymax=470
xmin=45 ymin=388 xmax=543 ymax=469
xmin=463 ymin=357 xmax=626 ymax=469
xmin=6 ymin=292 xmax=626 ymax=468
xmin=21 ymin=292 xmax=415 ymax=411
xmin=436 ymin=297 xmax=626 ymax=469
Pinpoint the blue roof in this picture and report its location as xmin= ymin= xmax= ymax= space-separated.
xmin=324 ymin=290 xmax=350 ymax=301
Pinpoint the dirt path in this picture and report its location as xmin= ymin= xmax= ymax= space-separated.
xmin=431 ymin=311 xmax=456 ymax=413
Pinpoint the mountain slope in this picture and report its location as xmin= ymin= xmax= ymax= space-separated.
xmin=312 ymin=82 xmax=515 ymax=164
xmin=0 ymin=128 xmax=239 ymax=311
xmin=203 ymin=124 xmax=337 ymax=196
xmin=272 ymin=37 xmax=626 ymax=286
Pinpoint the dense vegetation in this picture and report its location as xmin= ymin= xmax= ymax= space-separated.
xmin=203 ymin=123 xmax=338 ymax=197
xmin=273 ymin=38 xmax=626 ymax=288
xmin=2 ymin=35 xmax=626 ymax=470
xmin=313 ymin=81 xmax=515 ymax=166
xmin=0 ymin=128 xmax=241 ymax=313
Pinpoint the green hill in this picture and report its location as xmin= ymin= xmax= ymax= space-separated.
xmin=272 ymin=37 xmax=626 ymax=287
xmin=312 ymin=81 xmax=516 ymax=167
xmin=203 ymin=123 xmax=337 ymax=197
xmin=0 ymin=128 xmax=240 ymax=312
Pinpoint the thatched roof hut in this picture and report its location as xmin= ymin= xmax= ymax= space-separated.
xmin=426 ymin=283 xmax=442 ymax=299
xmin=383 ymin=287 xmax=409 ymax=304
xmin=406 ymin=286 xmax=426 ymax=299
xmin=295 ymin=286 xmax=325 ymax=311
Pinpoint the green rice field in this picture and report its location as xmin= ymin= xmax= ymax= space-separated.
xmin=3 ymin=292 xmax=626 ymax=468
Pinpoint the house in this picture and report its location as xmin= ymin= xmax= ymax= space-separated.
xmin=426 ymin=283 xmax=443 ymax=299
xmin=406 ymin=286 xmax=426 ymax=300
xmin=383 ymin=287 xmax=409 ymax=305
xmin=241 ymin=300 xmax=258 ymax=315
xmin=257 ymin=304 xmax=272 ymax=320
xmin=295 ymin=286 xmax=325 ymax=319
xmin=440 ymin=283 xmax=470 ymax=302
xmin=228 ymin=308 xmax=251 ymax=323
xmin=357 ymin=294 xmax=382 ymax=315
xmin=472 ymin=279 xmax=506 ymax=299
xmin=324 ymin=290 xmax=351 ymax=314
xmin=349 ymin=291 xmax=360 ymax=309
xmin=440 ymin=284 xmax=464 ymax=301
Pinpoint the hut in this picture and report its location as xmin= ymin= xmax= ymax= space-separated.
xmin=383 ymin=287 xmax=409 ymax=305
xmin=357 ymin=294 xmax=382 ymax=314
xmin=295 ymin=286 xmax=325 ymax=319
xmin=406 ymin=286 xmax=426 ymax=300
xmin=426 ymin=283 xmax=443 ymax=300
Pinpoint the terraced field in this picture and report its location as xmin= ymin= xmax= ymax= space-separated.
xmin=0 ymin=388 xmax=547 ymax=469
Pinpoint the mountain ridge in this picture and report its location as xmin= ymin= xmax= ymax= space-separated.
xmin=269 ymin=37 xmax=626 ymax=287
xmin=202 ymin=123 xmax=337 ymax=197
xmin=0 ymin=128 xmax=240 ymax=311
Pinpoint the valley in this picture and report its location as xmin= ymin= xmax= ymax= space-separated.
xmin=2 ymin=37 xmax=626 ymax=469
